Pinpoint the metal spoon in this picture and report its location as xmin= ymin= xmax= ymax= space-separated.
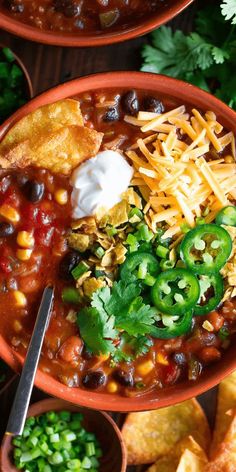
xmin=6 ymin=285 xmax=54 ymax=436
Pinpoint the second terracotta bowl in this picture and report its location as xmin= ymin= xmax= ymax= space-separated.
xmin=0 ymin=0 xmax=193 ymax=47
xmin=1 ymin=398 xmax=127 ymax=472
xmin=0 ymin=72 xmax=236 ymax=412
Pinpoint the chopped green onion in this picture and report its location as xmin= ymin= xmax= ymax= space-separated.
xmin=86 ymin=442 xmax=96 ymax=457
xmin=72 ymin=261 xmax=89 ymax=280
xmin=13 ymin=411 xmax=101 ymax=471
xmin=129 ymin=207 xmax=143 ymax=222
xmin=93 ymin=246 xmax=105 ymax=259
xmin=196 ymin=217 xmax=205 ymax=225
xmin=180 ymin=223 xmax=191 ymax=234
xmin=106 ymin=225 xmax=117 ymax=237
xmin=62 ymin=287 xmax=81 ymax=304
xmin=160 ymin=259 xmax=175 ymax=271
xmin=156 ymin=245 xmax=169 ymax=259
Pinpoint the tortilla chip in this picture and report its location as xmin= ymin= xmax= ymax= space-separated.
xmin=146 ymin=436 xmax=208 ymax=472
xmin=122 ymin=399 xmax=210 ymax=465
xmin=0 ymin=99 xmax=83 ymax=153
xmin=147 ymin=457 xmax=178 ymax=472
xmin=177 ymin=449 xmax=208 ymax=472
xmin=207 ymin=414 xmax=236 ymax=472
xmin=0 ymin=125 xmax=103 ymax=175
xmin=107 ymin=200 xmax=129 ymax=227
xmin=210 ymin=371 xmax=236 ymax=459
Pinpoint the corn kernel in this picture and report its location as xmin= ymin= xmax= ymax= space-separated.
xmin=0 ymin=204 xmax=20 ymax=223
xmin=136 ymin=360 xmax=154 ymax=377
xmin=156 ymin=352 xmax=169 ymax=366
xmin=107 ymin=381 xmax=118 ymax=393
xmin=202 ymin=320 xmax=214 ymax=332
xmin=54 ymin=189 xmax=68 ymax=205
xmin=16 ymin=248 xmax=33 ymax=261
xmin=13 ymin=291 xmax=27 ymax=307
xmin=13 ymin=320 xmax=22 ymax=333
xmin=17 ymin=231 xmax=34 ymax=248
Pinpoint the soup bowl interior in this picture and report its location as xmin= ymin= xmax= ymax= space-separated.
xmin=1 ymin=398 xmax=127 ymax=471
xmin=0 ymin=71 xmax=236 ymax=412
xmin=0 ymin=0 xmax=194 ymax=47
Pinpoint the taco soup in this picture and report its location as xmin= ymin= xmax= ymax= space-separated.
xmin=0 ymin=90 xmax=235 ymax=396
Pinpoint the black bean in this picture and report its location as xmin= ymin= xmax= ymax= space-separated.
xmin=22 ymin=180 xmax=44 ymax=203
xmin=3 ymin=0 xmax=24 ymax=12
xmin=82 ymin=371 xmax=106 ymax=390
xmin=113 ymin=369 xmax=134 ymax=387
xmin=0 ymin=222 xmax=14 ymax=238
xmin=58 ymin=251 xmax=81 ymax=280
xmin=53 ymin=0 xmax=81 ymax=17
xmin=142 ymin=96 xmax=165 ymax=114
xmin=121 ymin=90 xmax=139 ymax=116
xmin=103 ymin=107 xmax=120 ymax=122
xmin=16 ymin=174 xmax=28 ymax=187
xmin=171 ymin=352 xmax=187 ymax=366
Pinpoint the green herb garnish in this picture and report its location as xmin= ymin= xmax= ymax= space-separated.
xmin=141 ymin=1 xmax=236 ymax=110
xmin=0 ymin=47 xmax=27 ymax=123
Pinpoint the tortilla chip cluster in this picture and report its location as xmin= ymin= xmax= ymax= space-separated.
xmin=0 ymin=99 xmax=103 ymax=175
xmin=122 ymin=371 xmax=236 ymax=471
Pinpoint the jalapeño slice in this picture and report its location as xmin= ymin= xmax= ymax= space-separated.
xmin=120 ymin=252 xmax=160 ymax=284
xmin=194 ymin=273 xmax=224 ymax=316
xmin=150 ymin=310 xmax=193 ymax=339
xmin=216 ymin=205 xmax=236 ymax=227
xmin=151 ymin=268 xmax=200 ymax=315
xmin=180 ymin=224 xmax=232 ymax=275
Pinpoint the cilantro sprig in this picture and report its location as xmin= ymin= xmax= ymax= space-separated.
xmin=141 ymin=1 xmax=236 ymax=110
xmin=0 ymin=47 xmax=27 ymax=123
xmin=77 ymin=279 xmax=157 ymax=359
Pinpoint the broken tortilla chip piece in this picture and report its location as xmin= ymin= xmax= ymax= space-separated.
xmin=122 ymin=399 xmax=210 ymax=465
xmin=177 ymin=448 xmax=208 ymax=472
xmin=0 ymin=125 xmax=103 ymax=175
xmin=207 ymin=413 xmax=236 ymax=472
xmin=0 ymin=99 xmax=84 ymax=153
xmin=147 ymin=457 xmax=178 ymax=472
xmin=210 ymin=371 xmax=236 ymax=459
xmin=146 ymin=436 xmax=208 ymax=472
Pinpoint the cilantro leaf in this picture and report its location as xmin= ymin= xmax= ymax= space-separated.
xmin=77 ymin=307 xmax=117 ymax=355
xmin=115 ymin=296 xmax=157 ymax=336
xmin=125 ymin=334 xmax=153 ymax=357
xmin=141 ymin=27 xmax=216 ymax=78
xmin=221 ymin=0 xmax=236 ymax=24
xmin=106 ymin=280 xmax=141 ymax=317
xmin=140 ymin=3 xmax=236 ymax=111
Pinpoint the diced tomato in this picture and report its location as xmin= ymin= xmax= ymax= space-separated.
xmin=0 ymin=256 xmax=12 ymax=274
xmin=35 ymin=208 xmax=54 ymax=227
xmin=161 ymin=362 xmax=180 ymax=385
xmin=34 ymin=226 xmax=54 ymax=246
xmin=2 ymin=188 xmax=20 ymax=207
xmin=21 ymin=203 xmax=38 ymax=225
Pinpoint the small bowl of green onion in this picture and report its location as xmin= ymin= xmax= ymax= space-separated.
xmin=0 ymin=46 xmax=33 ymax=125
xmin=1 ymin=398 xmax=127 ymax=472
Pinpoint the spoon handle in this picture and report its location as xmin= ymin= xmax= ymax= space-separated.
xmin=6 ymin=285 xmax=54 ymax=436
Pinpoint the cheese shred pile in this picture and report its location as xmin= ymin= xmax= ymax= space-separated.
xmin=125 ymin=106 xmax=236 ymax=240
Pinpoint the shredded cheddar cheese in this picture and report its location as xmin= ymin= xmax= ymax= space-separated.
xmin=127 ymin=105 xmax=236 ymax=239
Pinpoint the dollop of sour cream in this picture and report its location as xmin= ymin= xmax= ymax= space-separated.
xmin=70 ymin=150 xmax=134 ymax=219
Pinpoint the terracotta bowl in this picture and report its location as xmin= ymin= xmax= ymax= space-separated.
xmin=0 ymin=0 xmax=193 ymax=47
xmin=1 ymin=398 xmax=127 ymax=471
xmin=0 ymin=72 xmax=236 ymax=412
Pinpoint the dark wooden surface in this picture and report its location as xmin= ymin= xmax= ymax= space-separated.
xmin=0 ymin=3 xmax=196 ymax=97
xmin=0 ymin=2 xmax=219 ymax=471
